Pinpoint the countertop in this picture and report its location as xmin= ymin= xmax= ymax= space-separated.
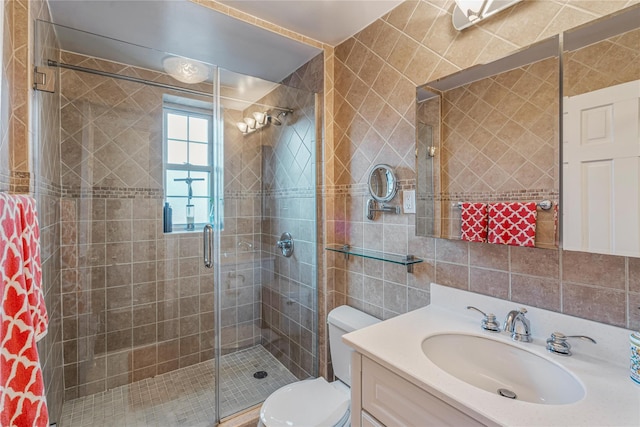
xmin=343 ymin=283 xmax=640 ymax=427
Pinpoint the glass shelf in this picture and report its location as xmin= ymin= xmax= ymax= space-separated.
xmin=325 ymin=244 xmax=423 ymax=273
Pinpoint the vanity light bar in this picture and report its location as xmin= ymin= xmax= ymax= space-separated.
xmin=455 ymin=200 xmax=553 ymax=210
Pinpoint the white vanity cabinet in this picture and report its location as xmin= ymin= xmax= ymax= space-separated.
xmin=351 ymin=354 xmax=488 ymax=427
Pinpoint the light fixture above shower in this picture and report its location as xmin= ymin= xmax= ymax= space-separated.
xmin=236 ymin=108 xmax=292 ymax=135
xmin=163 ymin=56 xmax=210 ymax=84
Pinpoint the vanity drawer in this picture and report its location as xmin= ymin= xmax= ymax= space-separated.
xmin=361 ymin=357 xmax=485 ymax=427
xmin=362 ymin=411 xmax=384 ymax=427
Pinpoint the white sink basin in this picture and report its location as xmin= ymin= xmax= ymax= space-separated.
xmin=422 ymin=333 xmax=585 ymax=405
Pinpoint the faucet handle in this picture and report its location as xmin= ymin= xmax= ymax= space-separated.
xmin=546 ymin=332 xmax=596 ymax=356
xmin=466 ymin=306 xmax=501 ymax=332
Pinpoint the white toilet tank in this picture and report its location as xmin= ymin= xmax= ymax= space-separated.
xmin=327 ymin=305 xmax=380 ymax=386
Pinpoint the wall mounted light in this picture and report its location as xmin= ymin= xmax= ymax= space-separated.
xmin=243 ymin=117 xmax=257 ymax=130
xmin=253 ymin=111 xmax=267 ymax=126
xmin=236 ymin=108 xmax=293 ymax=135
xmin=452 ymin=0 xmax=522 ymax=31
xmin=236 ymin=122 xmax=249 ymax=133
xmin=163 ymin=56 xmax=210 ymax=84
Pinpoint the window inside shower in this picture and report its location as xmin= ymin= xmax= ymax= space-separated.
xmin=163 ymin=104 xmax=214 ymax=231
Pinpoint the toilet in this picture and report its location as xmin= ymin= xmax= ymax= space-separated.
xmin=258 ymin=305 xmax=380 ymax=427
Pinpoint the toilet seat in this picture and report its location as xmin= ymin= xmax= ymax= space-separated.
xmin=259 ymin=378 xmax=350 ymax=427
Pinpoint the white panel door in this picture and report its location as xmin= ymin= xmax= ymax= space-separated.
xmin=563 ymin=80 xmax=640 ymax=256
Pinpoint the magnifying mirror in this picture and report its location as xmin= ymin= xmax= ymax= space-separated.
xmin=368 ymin=164 xmax=398 ymax=203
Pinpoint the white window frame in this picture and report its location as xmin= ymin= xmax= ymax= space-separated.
xmin=163 ymin=104 xmax=214 ymax=231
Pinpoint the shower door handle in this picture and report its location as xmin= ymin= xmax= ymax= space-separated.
xmin=203 ymin=224 xmax=213 ymax=268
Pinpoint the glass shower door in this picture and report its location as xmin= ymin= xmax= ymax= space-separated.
xmin=212 ymin=67 xmax=318 ymax=419
xmin=37 ymin=20 xmax=221 ymax=426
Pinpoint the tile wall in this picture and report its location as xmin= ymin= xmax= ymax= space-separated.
xmin=5 ymin=0 xmax=29 ymax=193
xmin=327 ymin=0 xmax=640 ymax=341
xmin=0 ymin=1 xmax=10 ymax=192
xmin=1 ymin=1 xmax=66 ymax=423
xmin=564 ymin=26 xmax=640 ymax=97
xmin=257 ymin=53 xmax=323 ymax=379
xmin=32 ymin=11 xmax=65 ymax=423
xmin=56 ymin=50 xmax=321 ymax=397
xmin=57 ymin=52 xmax=221 ymax=399
xmin=204 ymin=0 xmax=639 ymax=375
xmin=217 ymin=107 xmax=263 ymax=353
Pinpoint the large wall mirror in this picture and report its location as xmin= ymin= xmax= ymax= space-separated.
xmin=562 ymin=5 xmax=640 ymax=257
xmin=415 ymin=36 xmax=560 ymax=249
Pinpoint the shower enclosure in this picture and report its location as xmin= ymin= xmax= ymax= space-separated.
xmin=34 ymin=19 xmax=319 ymax=425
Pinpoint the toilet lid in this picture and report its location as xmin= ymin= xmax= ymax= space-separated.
xmin=260 ymin=378 xmax=350 ymax=427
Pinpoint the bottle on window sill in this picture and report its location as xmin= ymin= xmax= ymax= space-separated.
xmin=186 ymin=204 xmax=195 ymax=230
xmin=163 ymin=202 xmax=172 ymax=233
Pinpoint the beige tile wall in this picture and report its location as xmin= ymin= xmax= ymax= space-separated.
xmin=218 ymin=107 xmax=263 ymax=353
xmin=199 ymin=0 xmax=640 ymax=380
xmin=0 ymin=1 xmax=66 ymax=422
xmin=0 ymin=2 xmax=67 ymax=423
xmin=32 ymin=13 xmax=65 ymax=424
xmin=258 ymin=53 xmax=322 ymax=379
xmin=58 ymin=53 xmax=221 ymax=399
xmin=328 ymin=0 xmax=640 ymax=338
xmin=564 ymin=26 xmax=640 ymax=96
xmin=0 ymin=1 xmax=10 ymax=191
xmin=57 ymin=51 xmax=321 ymax=397
xmin=7 ymin=0 xmax=29 ymax=193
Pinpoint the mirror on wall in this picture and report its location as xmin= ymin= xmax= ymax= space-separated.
xmin=368 ymin=164 xmax=398 ymax=203
xmin=365 ymin=164 xmax=401 ymax=221
xmin=415 ymin=36 xmax=560 ymax=249
xmin=562 ymin=5 xmax=640 ymax=257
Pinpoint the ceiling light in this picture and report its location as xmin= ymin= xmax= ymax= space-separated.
xmin=163 ymin=56 xmax=210 ymax=84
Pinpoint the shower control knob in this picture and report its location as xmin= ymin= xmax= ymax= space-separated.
xmin=276 ymin=232 xmax=294 ymax=257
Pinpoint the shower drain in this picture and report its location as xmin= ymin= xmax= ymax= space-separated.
xmin=497 ymin=388 xmax=517 ymax=399
xmin=253 ymin=371 xmax=268 ymax=379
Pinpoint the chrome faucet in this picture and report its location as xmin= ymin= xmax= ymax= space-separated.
xmin=504 ymin=308 xmax=532 ymax=342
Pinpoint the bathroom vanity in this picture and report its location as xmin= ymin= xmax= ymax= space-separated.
xmin=343 ymin=284 xmax=640 ymax=427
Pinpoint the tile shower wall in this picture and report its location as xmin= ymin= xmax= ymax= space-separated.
xmin=4 ymin=0 xmax=29 ymax=193
xmin=327 ymin=0 xmax=640 ymax=336
xmin=217 ymin=107 xmax=263 ymax=353
xmin=58 ymin=52 xmax=220 ymax=399
xmin=0 ymin=2 xmax=66 ymax=422
xmin=0 ymin=1 xmax=10 ymax=192
xmin=258 ymin=54 xmax=323 ymax=379
xmin=33 ymin=12 xmax=65 ymax=423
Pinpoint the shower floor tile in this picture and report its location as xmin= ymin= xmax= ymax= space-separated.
xmin=59 ymin=345 xmax=297 ymax=427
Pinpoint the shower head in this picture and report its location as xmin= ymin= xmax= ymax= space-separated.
xmin=268 ymin=110 xmax=289 ymax=126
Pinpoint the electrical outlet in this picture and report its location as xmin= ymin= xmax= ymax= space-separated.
xmin=403 ymin=190 xmax=416 ymax=214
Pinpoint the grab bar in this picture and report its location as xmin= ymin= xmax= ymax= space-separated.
xmin=203 ymin=224 xmax=213 ymax=268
